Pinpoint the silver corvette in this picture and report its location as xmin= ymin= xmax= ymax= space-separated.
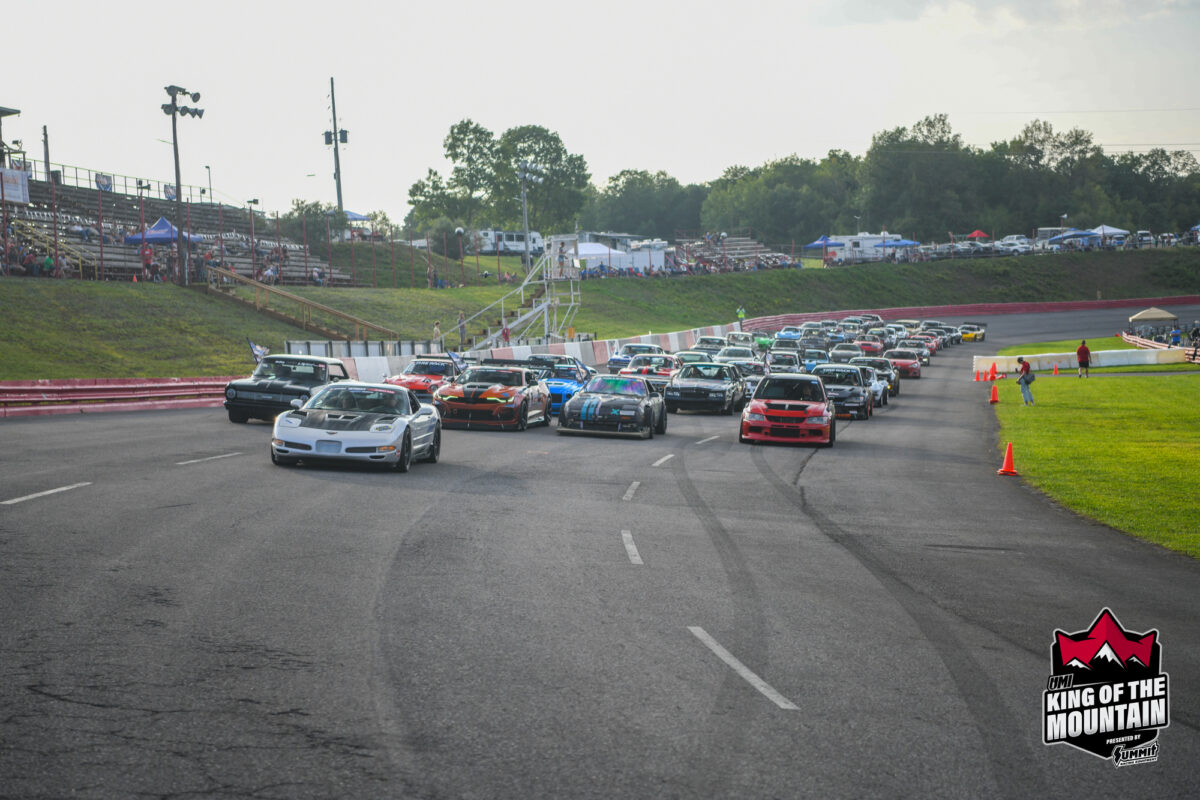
xmin=270 ymin=382 xmax=441 ymax=472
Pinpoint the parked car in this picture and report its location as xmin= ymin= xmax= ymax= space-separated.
xmin=270 ymin=381 xmax=440 ymax=471
xmin=663 ymin=362 xmax=747 ymax=414
xmin=739 ymin=374 xmax=835 ymax=447
xmin=225 ymin=354 xmax=350 ymax=424
xmin=557 ymin=374 xmax=666 ymax=438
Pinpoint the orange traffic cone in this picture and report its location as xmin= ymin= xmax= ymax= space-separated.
xmin=988 ymin=363 xmax=997 ymax=381
xmin=974 ymin=370 xmax=981 ymax=382
xmin=132 ymin=275 xmax=138 ymax=283
xmin=1053 ymin=363 xmax=1058 ymax=376
xmin=997 ymin=442 xmax=1019 ymax=476
xmin=988 ymin=385 xmax=999 ymax=404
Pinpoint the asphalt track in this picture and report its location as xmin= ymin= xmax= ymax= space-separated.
xmin=1 ymin=304 xmax=1198 ymax=799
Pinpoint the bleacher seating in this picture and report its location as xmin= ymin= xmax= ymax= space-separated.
xmin=8 ymin=179 xmax=348 ymax=285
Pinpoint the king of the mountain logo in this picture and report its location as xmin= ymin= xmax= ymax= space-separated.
xmin=1043 ymin=609 xmax=1169 ymax=764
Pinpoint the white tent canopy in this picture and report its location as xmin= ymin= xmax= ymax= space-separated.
xmin=1128 ymin=306 xmax=1178 ymax=323
xmin=1091 ymin=224 xmax=1129 ymax=237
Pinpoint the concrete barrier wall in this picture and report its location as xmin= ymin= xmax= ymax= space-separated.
xmin=973 ymin=349 xmax=1186 ymax=374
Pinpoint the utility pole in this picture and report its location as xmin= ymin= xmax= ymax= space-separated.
xmin=329 ymin=77 xmax=344 ymax=215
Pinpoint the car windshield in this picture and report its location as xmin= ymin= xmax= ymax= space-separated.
xmin=756 ymin=378 xmax=824 ymax=401
xmin=769 ymin=353 xmax=798 ymax=364
xmin=584 ymin=375 xmax=646 ymax=396
xmin=731 ymin=361 xmax=765 ymax=375
xmin=815 ymin=369 xmax=860 ymax=386
xmin=675 ymin=352 xmax=708 ymax=363
xmin=460 ymin=369 xmax=524 ymax=386
xmin=629 ymin=355 xmax=673 ymax=369
xmin=252 ymin=360 xmax=326 ymax=383
xmin=552 ymin=365 xmax=584 ymax=380
xmin=886 ymin=350 xmax=917 ymax=360
xmin=697 ymin=338 xmax=725 ymax=347
xmin=405 ymin=360 xmax=450 ymax=375
xmin=311 ymin=386 xmax=409 ymax=414
xmin=679 ymin=364 xmax=731 ymax=381
xmin=803 ymin=350 xmax=828 ymax=360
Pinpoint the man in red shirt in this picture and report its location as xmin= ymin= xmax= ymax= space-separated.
xmin=1017 ymin=356 xmax=1034 ymax=405
xmin=1076 ymin=339 xmax=1091 ymax=378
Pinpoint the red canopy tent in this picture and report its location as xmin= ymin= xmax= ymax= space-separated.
xmin=967 ymin=229 xmax=990 ymax=239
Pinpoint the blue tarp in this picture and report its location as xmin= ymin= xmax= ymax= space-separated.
xmin=123 ymin=217 xmax=199 ymax=245
xmin=801 ymin=235 xmax=845 ymax=250
xmin=874 ymin=239 xmax=921 ymax=247
xmin=1049 ymin=229 xmax=1099 ymax=244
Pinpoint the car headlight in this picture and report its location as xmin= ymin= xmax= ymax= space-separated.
xmin=371 ymin=423 xmax=394 ymax=432
xmin=666 ymin=389 xmax=679 ymax=396
xmin=810 ymin=414 xmax=831 ymax=424
xmin=744 ymin=412 xmax=766 ymax=421
xmin=225 ymin=387 xmax=236 ymax=399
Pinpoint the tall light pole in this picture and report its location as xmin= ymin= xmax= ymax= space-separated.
xmin=162 ymin=85 xmax=203 ymax=285
xmin=323 ymin=77 xmax=348 ymax=216
xmin=517 ymin=161 xmax=544 ymax=273
xmin=205 ymin=165 xmax=212 ymax=205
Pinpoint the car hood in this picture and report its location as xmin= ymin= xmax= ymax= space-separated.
xmin=283 ymin=409 xmax=402 ymax=431
xmin=437 ymin=382 xmax=520 ymax=400
xmin=669 ymin=378 xmax=732 ymax=390
xmin=750 ymin=399 xmax=829 ymax=415
xmin=564 ymin=392 xmax=646 ymax=414
xmin=228 ymin=377 xmax=322 ymax=393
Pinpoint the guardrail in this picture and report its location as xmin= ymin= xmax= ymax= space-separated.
xmin=1121 ymin=332 xmax=1200 ymax=362
xmin=0 ymin=377 xmax=236 ymax=418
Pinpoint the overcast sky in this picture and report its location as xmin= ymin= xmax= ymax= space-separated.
xmin=6 ymin=0 xmax=1197 ymax=227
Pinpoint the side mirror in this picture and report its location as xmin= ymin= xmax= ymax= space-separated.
xmin=290 ymin=398 xmax=304 ymax=408
xmin=417 ymin=405 xmax=433 ymax=415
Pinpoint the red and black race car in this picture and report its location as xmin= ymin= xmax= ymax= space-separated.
xmin=385 ymin=356 xmax=463 ymax=403
xmin=739 ymin=374 xmax=835 ymax=447
xmin=432 ymin=365 xmax=551 ymax=431
xmin=619 ymin=353 xmax=682 ymax=392
xmin=883 ymin=348 xmax=922 ymax=379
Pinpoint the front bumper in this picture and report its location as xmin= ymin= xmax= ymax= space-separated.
xmin=436 ymin=402 xmax=522 ymax=429
xmin=271 ymin=433 xmax=403 ymax=464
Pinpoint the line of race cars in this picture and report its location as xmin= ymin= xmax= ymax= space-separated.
xmin=221 ymin=316 xmax=984 ymax=469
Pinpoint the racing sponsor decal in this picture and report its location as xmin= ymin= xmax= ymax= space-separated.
xmin=1043 ymin=609 xmax=1169 ymax=765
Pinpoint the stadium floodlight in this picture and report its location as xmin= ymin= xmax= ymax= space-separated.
xmin=163 ymin=84 xmax=204 ymax=286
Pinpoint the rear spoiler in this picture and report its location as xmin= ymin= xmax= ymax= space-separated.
xmin=480 ymin=357 xmax=557 ymax=377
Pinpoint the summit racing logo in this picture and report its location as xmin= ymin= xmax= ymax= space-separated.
xmin=1043 ymin=609 xmax=1169 ymax=766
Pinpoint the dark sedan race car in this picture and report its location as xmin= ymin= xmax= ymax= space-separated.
xmin=663 ymin=363 xmax=747 ymax=414
xmin=557 ymin=374 xmax=667 ymax=438
xmin=739 ymin=374 xmax=835 ymax=447
xmin=225 ymin=355 xmax=350 ymax=423
xmin=432 ymin=365 xmax=551 ymax=431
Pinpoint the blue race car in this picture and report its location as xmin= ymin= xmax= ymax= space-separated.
xmin=543 ymin=361 xmax=592 ymax=414
xmin=802 ymin=348 xmax=831 ymax=372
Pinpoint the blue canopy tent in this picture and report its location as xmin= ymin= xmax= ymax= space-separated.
xmin=801 ymin=235 xmax=845 ymax=249
xmin=873 ymin=239 xmax=921 ymax=247
xmin=123 ymin=216 xmax=199 ymax=245
xmin=342 ymin=210 xmax=370 ymax=221
xmin=1048 ymin=229 xmax=1099 ymax=244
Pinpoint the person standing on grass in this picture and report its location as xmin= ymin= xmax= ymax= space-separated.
xmin=432 ymin=321 xmax=442 ymax=351
xmin=1076 ymin=339 xmax=1091 ymax=378
xmin=457 ymin=310 xmax=467 ymax=349
xmin=1016 ymin=357 xmax=1034 ymax=406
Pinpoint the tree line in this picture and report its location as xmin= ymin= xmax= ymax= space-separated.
xmin=283 ymin=114 xmax=1200 ymax=254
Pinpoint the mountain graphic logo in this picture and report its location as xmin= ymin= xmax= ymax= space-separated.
xmin=1043 ymin=608 xmax=1169 ymax=764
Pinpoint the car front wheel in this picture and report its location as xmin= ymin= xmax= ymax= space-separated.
xmin=228 ymin=408 xmax=249 ymax=424
xmin=423 ymin=426 xmax=441 ymax=463
xmin=393 ymin=432 xmax=412 ymax=473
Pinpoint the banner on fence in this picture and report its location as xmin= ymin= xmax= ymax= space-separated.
xmin=1 ymin=168 xmax=30 ymax=204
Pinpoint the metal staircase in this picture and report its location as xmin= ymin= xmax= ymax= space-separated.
xmin=470 ymin=254 xmax=582 ymax=350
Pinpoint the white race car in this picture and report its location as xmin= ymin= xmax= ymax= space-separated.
xmin=856 ymin=366 xmax=890 ymax=407
xmin=270 ymin=382 xmax=441 ymax=472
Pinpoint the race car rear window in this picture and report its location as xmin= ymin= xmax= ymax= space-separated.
xmin=461 ymin=369 xmax=523 ymax=386
xmin=407 ymin=361 xmax=450 ymax=374
xmin=585 ymin=376 xmax=647 ymax=396
xmin=757 ymin=379 xmax=824 ymax=401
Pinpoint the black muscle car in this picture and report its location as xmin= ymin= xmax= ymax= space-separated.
xmin=225 ymin=355 xmax=350 ymax=423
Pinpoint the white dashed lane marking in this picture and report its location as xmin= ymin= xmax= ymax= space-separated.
xmin=1 ymin=482 xmax=93 ymax=506
xmin=688 ymin=626 xmax=799 ymax=711
xmin=176 ymin=452 xmax=242 ymax=466
xmin=621 ymin=530 xmax=644 ymax=565
xmin=652 ymin=454 xmax=674 ymax=467
xmin=696 ymin=435 xmax=719 ymax=445
xmin=622 ymin=481 xmax=640 ymax=502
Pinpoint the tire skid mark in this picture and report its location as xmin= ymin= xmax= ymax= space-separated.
xmin=750 ymin=446 xmax=1047 ymax=799
xmin=670 ymin=450 xmax=771 ymax=795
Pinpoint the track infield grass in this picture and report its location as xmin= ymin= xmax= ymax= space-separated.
xmin=993 ymin=372 xmax=1200 ymax=558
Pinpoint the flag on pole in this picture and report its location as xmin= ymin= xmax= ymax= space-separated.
xmin=248 ymin=339 xmax=269 ymax=364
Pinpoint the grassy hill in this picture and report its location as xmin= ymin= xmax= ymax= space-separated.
xmin=2 ymin=249 xmax=1197 ymax=379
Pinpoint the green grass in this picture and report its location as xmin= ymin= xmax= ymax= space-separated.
xmin=2 ymin=247 xmax=1199 ymax=380
xmin=997 ymin=336 xmax=1200 ymax=373
xmin=994 ymin=373 xmax=1200 ymax=557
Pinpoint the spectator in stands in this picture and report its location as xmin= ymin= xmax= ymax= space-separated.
xmin=311 ymin=266 xmax=324 ymax=286
xmin=55 ymin=253 xmax=68 ymax=278
xmin=42 ymin=252 xmax=54 ymax=278
xmin=263 ymin=263 xmax=278 ymax=285
xmin=22 ymin=250 xmax=37 ymax=276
